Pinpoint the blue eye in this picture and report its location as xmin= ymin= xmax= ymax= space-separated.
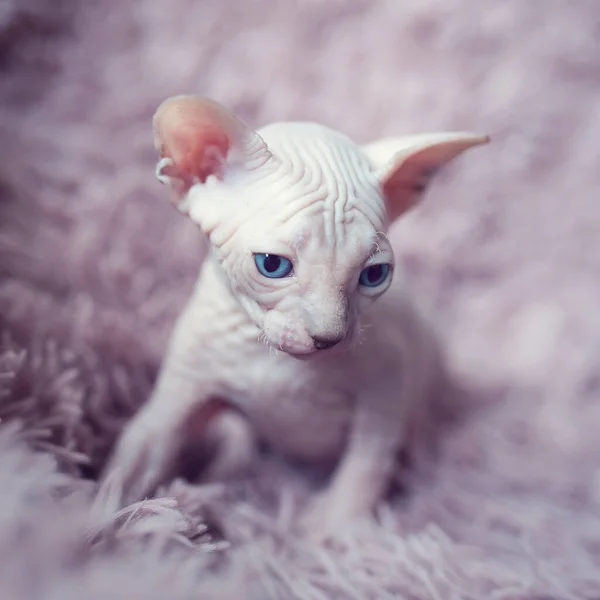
xmin=358 ymin=263 xmax=391 ymax=288
xmin=254 ymin=253 xmax=293 ymax=278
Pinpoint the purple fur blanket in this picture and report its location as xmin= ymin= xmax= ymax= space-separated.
xmin=2 ymin=1 xmax=600 ymax=597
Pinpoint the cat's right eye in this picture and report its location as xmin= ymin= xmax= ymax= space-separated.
xmin=358 ymin=263 xmax=391 ymax=288
xmin=254 ymin=253 xmax=293 ymax=279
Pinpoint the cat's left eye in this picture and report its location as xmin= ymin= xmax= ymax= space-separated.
xmin=254 ymin=253 xmax=293 ymax=279
xmin=358 ymin=263 xmax=391 ymax=288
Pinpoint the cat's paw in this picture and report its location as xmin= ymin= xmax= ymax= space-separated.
xmin=299 ymin=492 xmax=372 ymax=545
xmin=101 ymin=418 xmax=181 ymax=508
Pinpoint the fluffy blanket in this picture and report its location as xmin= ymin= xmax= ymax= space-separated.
xmin=2 ymin=0 xmax=600 ymax=597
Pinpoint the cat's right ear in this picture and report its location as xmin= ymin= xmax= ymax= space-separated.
xmin=152 ymin=95 xmax=273 ymax=213
xmin=363 ymin=132 xmax=489 ymax=223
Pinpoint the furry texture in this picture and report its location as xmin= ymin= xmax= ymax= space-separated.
xmin=1 ymin=0 xmax=600 ymax=597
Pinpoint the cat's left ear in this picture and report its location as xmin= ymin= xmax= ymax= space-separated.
xmin=363 ymin=132 xmax=489 ymax=222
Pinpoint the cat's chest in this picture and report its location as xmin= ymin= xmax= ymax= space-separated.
xmin=221 ymin=343 xmax=356 ymax=462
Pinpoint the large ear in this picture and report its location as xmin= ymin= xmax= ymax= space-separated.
xmin=152 ymin=95 xmax=273 ymax=212
xmin=363 ymin=132 xmax=489 ymax=222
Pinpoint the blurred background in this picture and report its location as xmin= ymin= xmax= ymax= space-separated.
xmin=1 ymin=0 xmax=600 ymax=593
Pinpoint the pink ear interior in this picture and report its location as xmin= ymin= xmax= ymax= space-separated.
xmin=152 ymin=96 xmax=234 ymax=190
xmin=381 ymin=151 xmax=440 ymax=221
xmin=381 ymin=134 xmax=490 ymax=222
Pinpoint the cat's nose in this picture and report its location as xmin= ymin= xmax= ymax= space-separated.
xmin=312 ymin=335 xmax=343 ymax=350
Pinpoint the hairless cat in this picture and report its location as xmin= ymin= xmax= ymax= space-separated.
xmin=101 ymin=95 xmax=488 ymax=541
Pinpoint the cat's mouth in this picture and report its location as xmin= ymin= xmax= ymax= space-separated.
xmin=279 ymin=345 xmax=321 ymax=358
xmin=286 ymin=347 xmax=323 ymax=359
xmin=262 ymin=337 xmax=323 ymax=358
xmin=260 ymin=321 xmax=347 ymax=357
xmin=271 ymin=338 xmax=346 ymax=359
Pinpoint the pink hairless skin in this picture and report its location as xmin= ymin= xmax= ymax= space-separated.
xmin=101 ymin=95 xmax=489 ymax=541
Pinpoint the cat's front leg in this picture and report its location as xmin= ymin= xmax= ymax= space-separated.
xmin=300 ymin=390 xmax=407 ymax=542
xmin=100 ymin=303 xmax=225 ymax=508
xmin=101 ymin=374 xmax=225 ymax=508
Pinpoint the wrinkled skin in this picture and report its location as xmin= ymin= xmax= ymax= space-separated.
xmin=102 ymin=95 xmax=488 ymax=541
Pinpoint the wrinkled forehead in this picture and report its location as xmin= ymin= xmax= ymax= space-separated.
xmin=243 ymin=122 xmax=387 ymax=228
xmin=258 ymin=122 xmax=380 ymax=198
xmin=287 ymin=207 xmax=383 ymax=259
xmin=237 ymin=179 xmax=384 ymax=257
xmin=236 ymin=194 xmax=386 ymax=276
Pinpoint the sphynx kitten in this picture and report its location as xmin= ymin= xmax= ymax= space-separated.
xmin=102 ymin=95 xmax=488 ymax=539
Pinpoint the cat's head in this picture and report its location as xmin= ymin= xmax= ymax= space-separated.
xmin=152 ymin=95 xmax=488 ymax=356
